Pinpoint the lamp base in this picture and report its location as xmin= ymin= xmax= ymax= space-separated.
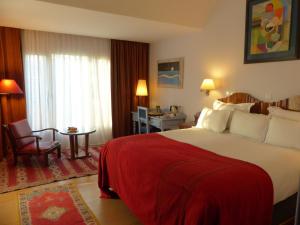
xmin=200 ymin=90 xmax=210 ymax=96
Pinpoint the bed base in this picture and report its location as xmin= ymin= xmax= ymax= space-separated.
xmin=273 ymin=193 xmax=297 ymax=225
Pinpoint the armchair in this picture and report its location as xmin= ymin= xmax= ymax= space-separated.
xmin=3 ymin=119 xmax=61 ymax=166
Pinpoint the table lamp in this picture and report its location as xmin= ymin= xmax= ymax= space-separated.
xmin=136 ymin=79 xmax=148 ymax=97
xmin=200 ymin=79 xmax=215 ymax=96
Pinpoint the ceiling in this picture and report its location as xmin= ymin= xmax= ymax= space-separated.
xmin=0 ymin=0 xmax=217 ymax=42
xmin=38 ymin=0 xmax=215 ymax=28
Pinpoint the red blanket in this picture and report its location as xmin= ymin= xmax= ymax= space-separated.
xmin=98 ymin=134 xmax=273 ymax=225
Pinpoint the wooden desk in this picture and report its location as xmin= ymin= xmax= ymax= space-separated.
xmin=131 ymin=112 xmax=186 ymax=134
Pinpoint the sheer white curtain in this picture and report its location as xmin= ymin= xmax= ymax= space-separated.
xmin=22 ymin=30 xmax=112 ymax=146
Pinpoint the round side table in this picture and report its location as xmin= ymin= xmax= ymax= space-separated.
xmin=59 ymin=129 xmax=96 ymax=160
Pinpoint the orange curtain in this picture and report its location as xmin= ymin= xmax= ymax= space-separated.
xmin=0 ymin=27 xmax=27 ymax=160
xmin=111 ymin=40 xmax=149 ymax=138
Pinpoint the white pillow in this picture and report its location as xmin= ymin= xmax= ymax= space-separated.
xmin=265 ymin=116 xmax=300 ymax=150
xmin=229 ymin=110 xmax=269 ymax=142
xmin=268 ymin=106 xmax=300 ymax=122
xmin=213 ymin=100 xmax=255 ymax=129
xmin=213 ymin=100 xmax=254 ymax=112
xmin=196 ymin=107 xmax=231 ymax=133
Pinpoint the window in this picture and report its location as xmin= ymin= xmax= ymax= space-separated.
xmin=22 ymin=30 xmax=112 ymax=145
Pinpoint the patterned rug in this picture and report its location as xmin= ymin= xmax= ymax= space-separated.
xmin=0 ymin=147 xmax=99 ymax=194
xmin=19 ymin=184 xmax=99 ymax=225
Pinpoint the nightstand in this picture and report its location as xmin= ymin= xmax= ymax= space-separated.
xmin=179 ymin=122 xmax=195 ymax=129
xmin=179 ymin=111 xmax=201 ymax=129
xmin=295 ymin=179 xmax=300 ymax=225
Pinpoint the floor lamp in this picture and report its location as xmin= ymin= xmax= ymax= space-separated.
xmin=0 ymin=79 xmax=24 ymax=159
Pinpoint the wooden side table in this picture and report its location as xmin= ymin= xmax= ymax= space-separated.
xmin=179 ymin=112 xmax=201 ymax=129
xmin=59 ymin=129 xmax=96 ymax=160
xmin=178 ymin=122 xmax=195 ymax=129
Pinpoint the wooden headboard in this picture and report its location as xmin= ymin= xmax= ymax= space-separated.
xmin=219 ymin=92 xmax=300 ymax=114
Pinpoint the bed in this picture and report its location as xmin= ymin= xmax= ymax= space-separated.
xmin=99 ymin=93 xmax=300 ymax=225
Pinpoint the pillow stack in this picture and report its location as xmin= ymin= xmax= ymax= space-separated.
xmin=213 ymin=100 xmax=255 ymax=128
xmin=196 ymin=100 xmax=300 ymax=150
xmin=196 ymin=100 xmax=255 ymax=133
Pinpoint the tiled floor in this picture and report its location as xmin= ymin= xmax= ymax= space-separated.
xmin=0 ymin=175 xmax=141 ymax=225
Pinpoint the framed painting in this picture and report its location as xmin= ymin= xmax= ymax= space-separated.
xmin=244 ymin=0 xmax=300 ymax=63
xmin=157 ymin=58 xmax=184 ymax=88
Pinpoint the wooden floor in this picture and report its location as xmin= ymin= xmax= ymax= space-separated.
xmin=0 ymin=175 xmax=294 ymax=225
xmin=0 ymin=175 xmax=141 ymax=225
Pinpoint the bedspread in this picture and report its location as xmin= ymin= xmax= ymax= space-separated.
xmin=98 ymin=133 xmax=273 ymax=225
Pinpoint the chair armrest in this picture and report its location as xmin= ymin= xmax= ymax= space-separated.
xmin=32 ymin=128 xmax=59 ymax=133
xmin=16 ymin=135 xmax=42 ymax=141
xmin=33 ymin=128 xmax=58 ymax=141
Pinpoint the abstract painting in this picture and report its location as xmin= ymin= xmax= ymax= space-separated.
xmin=157 ymin=58 xmax=184 ymax=88
xmin=245 ymin=0 xmax=300 ymax=63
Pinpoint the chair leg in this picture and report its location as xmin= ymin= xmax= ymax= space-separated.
xmin=44 ymin=154 xmax=49 ymax=167
xmin=13 ymin=155 xmax=17 ymax=166
xmin=57 ymin=146 xmax=61 ymax=159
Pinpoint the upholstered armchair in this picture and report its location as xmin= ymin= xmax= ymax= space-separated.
xmin=4 ymin=119 xmax=61 ymax=166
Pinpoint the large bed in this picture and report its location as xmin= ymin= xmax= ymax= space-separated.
xmin=99 ymin=93 xmax=300 ymax=225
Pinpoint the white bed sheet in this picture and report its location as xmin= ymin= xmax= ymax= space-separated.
xmin=160 ymin=128 xmax=300 ymax=204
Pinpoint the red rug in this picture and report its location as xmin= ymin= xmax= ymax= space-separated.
xmin=19 ymin=184 xmax=99 ymax=225
xmin=0 ymin=148 xmax=99 ymax=193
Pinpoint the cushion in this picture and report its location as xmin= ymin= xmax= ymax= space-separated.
xmin=265 ymin=116 xmax=300 ymax=150
xmin=8 ymin=119 xmax=35 ymax=148
xmin=229 ymin=110 xmax=269 ymax=142
xmin=19 ymin=141 xmax=60 ymax=154
xmin=268 ymin=106 xmax=300 ymax=122
xmin=213 ymin=100 xmax=254 ymax=112
xmin=196 ymin=107 xmax=231 ymax=133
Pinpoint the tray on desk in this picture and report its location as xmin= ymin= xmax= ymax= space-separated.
xmin=148 ymin=112 xmax=164 ymax=116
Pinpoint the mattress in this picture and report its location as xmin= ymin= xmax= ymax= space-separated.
xmin=161 ymin=128 xmax=300 ymax=204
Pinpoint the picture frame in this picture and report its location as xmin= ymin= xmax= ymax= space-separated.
xmin=244 ymin=0 xmax=300 ymax=63
xmin=157 ymin=58 xmax=184 ymax=88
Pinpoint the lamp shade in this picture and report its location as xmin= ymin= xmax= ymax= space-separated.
xmin=200 ymin=79 xmax=215 ymax=91
xmin=136 ymin=79 xmax=148 ymax=96
xmin=0 ymin=79 xmax=23 ymax=94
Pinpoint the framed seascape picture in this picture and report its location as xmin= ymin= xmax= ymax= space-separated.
xmin=157 ymin=58 xmax=184 ymax=88
xmin=244 ymin=0 xmax=300 ymax=63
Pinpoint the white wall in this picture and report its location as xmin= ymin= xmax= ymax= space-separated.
xmin=149 ymin=0 xmax=300 ymax=121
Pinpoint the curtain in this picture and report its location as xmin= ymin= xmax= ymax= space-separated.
xmin=22 ymin=30 xmax=112 ymax=146
xmin=111 ymin=40 xmax=149 ymax=138
xmin=0 ymin=27 xmax=26 ymax=160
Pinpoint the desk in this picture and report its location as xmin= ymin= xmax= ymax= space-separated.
xmin=131 ymin=112 xmax=186 ymax=134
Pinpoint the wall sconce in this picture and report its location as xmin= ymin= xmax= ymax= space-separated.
xmin=200 ymin=79 xmax=215 ymax=96
xmin=136 ymin=79 xmax=148 ymax=96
